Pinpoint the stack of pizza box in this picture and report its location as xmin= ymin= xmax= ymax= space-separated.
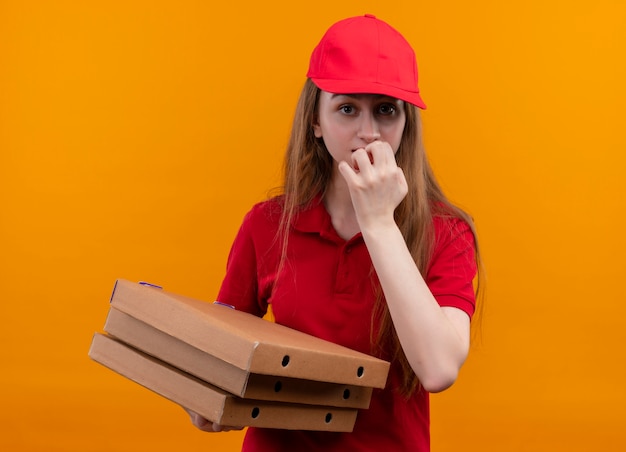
xmin=89 ymin=279 xmax=390 ymax=432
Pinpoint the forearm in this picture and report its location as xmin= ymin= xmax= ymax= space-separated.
xmin=361 ymin=221 xmax=470 ymax=392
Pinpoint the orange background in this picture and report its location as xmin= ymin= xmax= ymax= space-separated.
xmin=1 ymin=1 xmax=625 ymax=451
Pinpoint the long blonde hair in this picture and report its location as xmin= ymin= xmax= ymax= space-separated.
xmin=277 ymin=79 xmax=482 ymax=396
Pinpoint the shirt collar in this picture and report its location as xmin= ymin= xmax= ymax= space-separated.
xmin=292 ymin=194 xmax=362 ymax=244
xmin=292 ymin=194 xmax=329 ymax=234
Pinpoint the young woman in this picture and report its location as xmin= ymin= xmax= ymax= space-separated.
xmin=187 ymin=14 xmax=481 ymax=451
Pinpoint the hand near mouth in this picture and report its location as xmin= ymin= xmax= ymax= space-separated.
xmin=338 ymin=141 xmax=408 ymax=232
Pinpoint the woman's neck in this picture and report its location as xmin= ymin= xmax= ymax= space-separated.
xmin=323 ymin=172 xmax=361 ymax=240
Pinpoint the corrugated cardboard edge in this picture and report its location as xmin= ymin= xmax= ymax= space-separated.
xmin=89 ymin=333 xmax=358 ymax=432
xmin=89 ymin=333 xmax=227 ymax=422
xmin=110 ymin=279 xmax=258 ymax=370
xmin=244 ymin=373 xmax=373 ymax=409
xmin=104 ymin=307 xmax=250 ymax=397
xmin=105 ymin=307 xmax=374 ymax=408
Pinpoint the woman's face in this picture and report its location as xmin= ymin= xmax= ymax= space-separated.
xmin=313 ymin=91 xmax=406 ymax=168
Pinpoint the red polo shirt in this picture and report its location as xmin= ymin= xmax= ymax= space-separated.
xmin=217 ymin=196 xmax=477 ymax=452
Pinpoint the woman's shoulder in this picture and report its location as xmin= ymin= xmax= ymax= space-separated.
xmin=432 ymin=213 xmax=472 ymax=237
xmin=430 ymin=203 xmax=476 ymax=252
xmin=242 ymin=195 xmax=285 ymax=227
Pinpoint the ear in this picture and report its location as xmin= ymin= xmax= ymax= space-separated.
xmin=312 ymin=118 xmax=323 ymax=138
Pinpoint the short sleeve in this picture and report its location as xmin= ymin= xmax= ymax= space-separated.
xmin=216 ymin=209 xmax=266 ymax=316
xmin=426 ymin=217 xmax=477 ymax=318
xmin=216 ymin=200 xmax=282 ymax=317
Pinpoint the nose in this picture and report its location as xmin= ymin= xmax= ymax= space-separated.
xmin=357 ymin=112 xmax=381 ymax=143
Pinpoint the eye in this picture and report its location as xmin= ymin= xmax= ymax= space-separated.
xmin=377 ymin=103 xmax=397 ymax=115
xmin=339 ymin=104 xmax=355 ymax=115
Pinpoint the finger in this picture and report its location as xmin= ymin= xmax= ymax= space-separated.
xmin=185 ymin=408 xmax=215 ymax=432
xmin=216 ymin=425 xmax=245 ymax=432
xmin=365 ymin=141 xmax=396 ymax=166
xmin=338 ymin=160 xmax=358 ymax=183
xmin=350 ymin=148 xmax=375 ymax=175
xmin=190 ymin=412 xmax=211 ymax=429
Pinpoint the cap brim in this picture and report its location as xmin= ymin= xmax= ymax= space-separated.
xmin=311 ymin=78 xmax=427 ymax=109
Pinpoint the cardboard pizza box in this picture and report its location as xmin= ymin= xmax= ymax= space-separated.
xmin=109 ymin=279 xmax=389 ymax=389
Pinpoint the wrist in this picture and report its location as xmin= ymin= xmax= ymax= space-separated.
xmin=359 ymin=217 xmax=401 ymax=242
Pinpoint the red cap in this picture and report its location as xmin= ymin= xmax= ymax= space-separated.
xmin=307 ymin=14 xmax=426 ymax=109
